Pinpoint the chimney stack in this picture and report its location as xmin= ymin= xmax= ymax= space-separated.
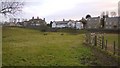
xmin=32 ymin=16 xmax=34 ymax=19
xmin=43 ymin=18 xmax=45 ymax=21
xmin=63 ymin=19 xmax=65 ymax=21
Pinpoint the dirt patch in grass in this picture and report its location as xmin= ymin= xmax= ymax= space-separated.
xmin=79 ymin=55 xmax=100 ymax=66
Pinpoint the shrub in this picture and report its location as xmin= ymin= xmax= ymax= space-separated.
xmin=44 ymin=33 xmax=47 ymax=35
xmin=61 ymin=33 xmax=64 ymax=35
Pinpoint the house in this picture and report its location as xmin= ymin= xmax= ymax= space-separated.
xmin=9 ymin=22 xmax=16 ymax=26
xmin=20 ymin=17 xmax=46 ymax=27
xmin=52 ymin=20 xmax=68 ymax=28
xmin=76 ymin=21 xmax=83 ymax=29
xmin=105 ymin=17 xmax=120 ymax=29
xmin=52 ymin=19 xmax=83 ymax=29
xmin=67 ymin=20 xmax=76 ymax=28
xmin=86 ymin=17 xmax=100 ymax=29
xmin=3 ymin=22 xmax=17 ymax=26
xmin=5 ymin=18 xmax=19 ymax=26
xmin=26 ymin=17 xmax=46 ymax=27
xmin=86 ymin=16 xmax=120 ymax=29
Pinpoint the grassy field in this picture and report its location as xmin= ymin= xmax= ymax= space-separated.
xmin=104 ymin=33 xmax=118 ymax=55
xmin=104 ymin=34 xmax=118 ymax=46
xmin=2 ymin=27 xmax=97 ymax=66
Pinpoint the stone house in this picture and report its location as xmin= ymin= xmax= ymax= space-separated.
xmin=27 ymin=17 xmax=46 ymax=26
xmin=22 ymin=17 xmax=46 ymax=27
xmin=86 ymin=16 xmax=120 ymax=29
xmin=86 ymin=17 xmax=101 ymax=29
xmin=105 ymin=17 xmax=120 ymax=29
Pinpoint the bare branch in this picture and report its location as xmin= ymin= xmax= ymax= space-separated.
xmin=0 ymin=0 xmax=24 ymax=16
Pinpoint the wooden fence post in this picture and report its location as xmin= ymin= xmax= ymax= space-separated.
xmin=85 ymin=33 xmax=87 ymax=43
xmin=113 ymin=41 xmax=116 ymax=55
xmin=105 ymin=40 xmax=107 ymax=50
xmin=89 ymin=33 xmax=91 ymax=44
xmin=94 ymin=35 xmax=97 ymax=46
xmin=102 ymin=36 xmax=104 ymax=49
xmin=86 ymin=33 xmax=89 ymax=44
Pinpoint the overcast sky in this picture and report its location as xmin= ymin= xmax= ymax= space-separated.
xmin=0 ymin=0 xmax=119 ymax=23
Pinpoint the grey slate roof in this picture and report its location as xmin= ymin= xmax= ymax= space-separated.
xmin=53 ymin=21 xmax=69 ymax=25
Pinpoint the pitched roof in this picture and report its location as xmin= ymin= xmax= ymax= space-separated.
xmin=53 ymin=21 xmax=69 ymax=25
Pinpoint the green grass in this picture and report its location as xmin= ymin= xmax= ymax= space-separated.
xmin=57 ymin=28 xmax=86 ymax=34
xmin=105 ymin=34 xmax=118 ymax=43
xmin=104 ymin=34 xmax=118 ymax=46
xmin=104 ymin=33 xmax=118 ymax=56
xmin=2 ymin=27 xmax=95 ymax=66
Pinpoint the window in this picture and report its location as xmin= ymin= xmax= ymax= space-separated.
xmin=109 ymin=22 xmax=111 ymax=25
xmin=106 ymin=26 xmax=108 ymax=29
xmin=109 ymin=26 xmax=111 ymax=29
xmin=106 ymin=22 xmax=108 ymax=25
xmin=113 ymin=24 xmax=117 ymax=28
xmin=89 ymin=26 xmax=91 ymax=28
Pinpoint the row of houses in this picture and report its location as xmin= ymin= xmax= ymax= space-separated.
xmin=4 ymin=17 xmax=83 ymax=30
xmin=86 ymin=16 xmax=120 ymax=29
xmin=4 ymin=17 xmax=47 ymax=27
xmin=50 ymin=16 xmax=120 ymax=30
xmin=21 ymin=17 xmax=46 ymax=27
xmin=51 ymin=19 xmax=83 ymax=29
xmin=3 ymin=16 xmax=120 ymax=30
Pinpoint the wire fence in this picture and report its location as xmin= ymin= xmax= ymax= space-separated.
xmin=84 ymin=31 xmax=119 ymax=56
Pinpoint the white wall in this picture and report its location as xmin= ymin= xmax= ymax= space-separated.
xmin=52 ymin=22 xmax=56 ymax=28
xmin=76 ymin=22 xmax=83 ymax=29
xmin=68 ymin=21 xmax=75 ymax=28
xmin=52 ymin=21 xmax=83 ymax=29
xmin=56 ymin=24 xmax=67 ymax=28
xmin=52 ymin=21 xmax=68 ymax=28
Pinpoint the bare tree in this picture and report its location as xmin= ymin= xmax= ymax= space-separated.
xmin=101 ymin=11 xmax=109 ymax=18
xmin=86 ymin=14 xmax=91 ymax=19
xmin=80 ymin=17 xmax=87 ymax=29
xmin=0 ymin=0 xmax=24 ymax=16
xmin=110 ymin=11 xmax=117 ymax=17
xmin=106 ymin=11 xmax=109 ymax=17
xmin=101 ymin=12 xmax=105 ymax=18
